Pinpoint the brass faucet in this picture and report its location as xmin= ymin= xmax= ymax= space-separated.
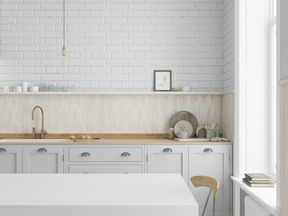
xmin=32 ymin=106 xmax=47 ymax=139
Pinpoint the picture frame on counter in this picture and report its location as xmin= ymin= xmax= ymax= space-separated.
xmin=153 ymin=70 xmax=172 ymax=91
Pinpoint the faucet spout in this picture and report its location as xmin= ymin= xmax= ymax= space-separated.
xmin=32 ymin=106 xmax=47 ymax=139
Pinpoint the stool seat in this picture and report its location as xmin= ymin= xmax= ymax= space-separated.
xmin=190 ymin=176 xmax=219 ymax=216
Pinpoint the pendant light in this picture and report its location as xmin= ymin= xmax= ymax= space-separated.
xmin=61 ymin=0 xmax=67 ymax=67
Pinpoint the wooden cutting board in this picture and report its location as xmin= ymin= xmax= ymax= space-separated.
xmin=72 ymin=138 xmax=100 ymax=142
xmin=174 ymin=138 xmax=209 ymax=142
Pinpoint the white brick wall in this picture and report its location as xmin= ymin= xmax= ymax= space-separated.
xmin=223 ymin=0 xmax=234 ymax=90
xmin=0 ymin=0 xmax=226 ymax=91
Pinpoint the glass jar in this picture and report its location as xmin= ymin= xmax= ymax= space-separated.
xmin=214 ymin=128 xmax=220 ymax=137
xmin=168 ymin=128 xmax=175 ymax=140
xmin=206 ymin=129 xmax=214 ymax=139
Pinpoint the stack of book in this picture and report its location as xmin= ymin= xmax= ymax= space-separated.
xmin=243 ymin=173 xmax=274 ymax=187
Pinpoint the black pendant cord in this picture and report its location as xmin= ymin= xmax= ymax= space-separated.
xmin=62 ymin=0 xmax=66 ymax=50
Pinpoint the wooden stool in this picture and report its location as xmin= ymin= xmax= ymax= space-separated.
xmin=190 ymin=176 xmax=219 ymax=216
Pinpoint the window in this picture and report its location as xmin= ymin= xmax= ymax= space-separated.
xmin=267 ymin=0 xmax=277 ymax=179
xmin=236 ymin=0 xmax=278 ymax=179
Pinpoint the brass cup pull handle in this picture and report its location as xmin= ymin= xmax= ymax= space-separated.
xmin=121 ymin=152 xmax=131 ymax=157
xmin=163 ymin=148 xmax=173 ymax=153
xmin=203 ymin=148 xmax=213 ymax=153
xmin=81 ymin=152 xmax=91 ymax=157
xmin=37 ymin=148 xmax=47 ymax=153
xmin=0 ymin=148 xmax=6 ymax=153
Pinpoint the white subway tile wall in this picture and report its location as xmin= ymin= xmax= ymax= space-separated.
xmin=223 ymin=0 xmax=234 ymax=91
xmin=0 ymin=0 xmax=227 ymax=91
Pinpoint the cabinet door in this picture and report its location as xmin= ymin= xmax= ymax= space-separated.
xmin=23 ymin=146 xmax=64 ymax=173
xmin=147 ymin=146 xmax=188 ymax=184
xmin=68 ymin=164 xmax=143 ymax=174
xmin=0 ymin=146 xmax=22 ymax=173
xmin=189 ymin=145 xmax=231 ymax=216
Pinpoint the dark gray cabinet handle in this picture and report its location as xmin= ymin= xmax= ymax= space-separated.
xmin=203 ymin=148 xmax=213 ymax=153
xmin=121 ymin=152 xmax=131 ymax=157
xmin=37 ymin=148 xmax=47 ymax=153
xmin=81 ymin=152 xmax=91 ymax=157
xmin=0 ymin=148 xmax=6 ymax=153
xmin=163 ymin=148 xmax=173 ymax=153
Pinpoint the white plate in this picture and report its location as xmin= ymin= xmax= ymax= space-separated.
xmin=169 ymin=111 xmax=198 ymax=137
xmin=173 ymin=120 xmax=193 ymax=138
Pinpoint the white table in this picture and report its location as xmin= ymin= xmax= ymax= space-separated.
xmin=0 ymin=174 xmax=198 ymax=216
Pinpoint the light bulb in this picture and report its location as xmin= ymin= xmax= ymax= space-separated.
xmin=61 ymin=47 xmax=67 ymax=67
xmin=61 ymin=47 xmax=66 ymax=57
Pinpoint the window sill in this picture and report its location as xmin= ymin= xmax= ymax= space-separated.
xmin=231 ymin=176 xmax=277 ymax=215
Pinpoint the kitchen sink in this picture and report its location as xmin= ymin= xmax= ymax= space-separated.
xmin=0 ymin=139 xmax=70 ymax=143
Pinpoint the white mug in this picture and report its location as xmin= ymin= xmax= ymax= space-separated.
xmin=22 ymin=82 xmax=28 ymax=92
xmin=182 ymin=86 xmax=190 ymax=92
xmin=14 ymin=86 xmax=22 ymax=92
xmin=3 ymin=86 xmax=9 ymax=92
xmin=179 ymin=131 xmax=188 ymax=139
xmin=31 ymin=86 xmax=39 ymax=92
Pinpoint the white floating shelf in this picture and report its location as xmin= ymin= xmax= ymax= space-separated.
xmin=0 ymin=91 xmax=232 ymax=95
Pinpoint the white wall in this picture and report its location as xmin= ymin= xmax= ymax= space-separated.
xmin=280 ymin=82 xmax=288 ymax=216
xmin=222 ymin=92 xmax=234 ymax=140
xmin=0 ymin=0 xmax=224 ymax=91
xmin=280 ymin=0 xmax=288 ymax=79
xmin=280 ymin=0 xmax=288 ymax=215
xmin=223 ymin=0 xmax=234 ymax=91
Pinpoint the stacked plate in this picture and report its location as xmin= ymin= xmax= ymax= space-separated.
xmin=169 ymin=111 xmax=198 ymax=138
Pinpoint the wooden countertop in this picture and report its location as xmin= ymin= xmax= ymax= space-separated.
xmin=0 ymin=139 xmax=232 ymax=145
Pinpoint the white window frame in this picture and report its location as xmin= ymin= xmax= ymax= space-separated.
xmin=267 ymin=0 xmax=277 ymax=180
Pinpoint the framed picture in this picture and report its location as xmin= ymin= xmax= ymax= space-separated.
xmin=154 ymin=70 xmax=172 ymax=91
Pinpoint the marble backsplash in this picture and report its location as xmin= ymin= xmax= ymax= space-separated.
xmin=0 ymin=93 xmax=233 ymax=139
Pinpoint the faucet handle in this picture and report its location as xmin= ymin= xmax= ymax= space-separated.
xmin=41 ymin=129 xmax=47 ymax=139
xmin=32 ymin=127 xmax=36 ymax=139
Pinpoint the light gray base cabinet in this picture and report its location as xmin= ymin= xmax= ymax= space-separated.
xmin=189 ymin=145 xmax=232 ymax=216
xmin=23 ymin=146 xmax=64 ymax=173
xmin=0 ymin=144 xmax=232 ymax=216
xmin=146 ymin=145 xmax=232 ymax=216
xmin=67 ymin=146 xmax=145 ymax=174
xmin=0 ymin=145 xmax=64 ymax=174
xmin=69 ymin=164 xmax=143 ymax=174
xmin=146 ymin=146 xmax=188 ymax=184
xmin=0 ymin=146 xmax=22 ymax=173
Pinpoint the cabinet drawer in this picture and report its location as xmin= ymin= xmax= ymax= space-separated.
xmin=68 ymin=164 xmax=143 ymax=174
xmin=69 ymin=147 xmax=142 ymax=162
